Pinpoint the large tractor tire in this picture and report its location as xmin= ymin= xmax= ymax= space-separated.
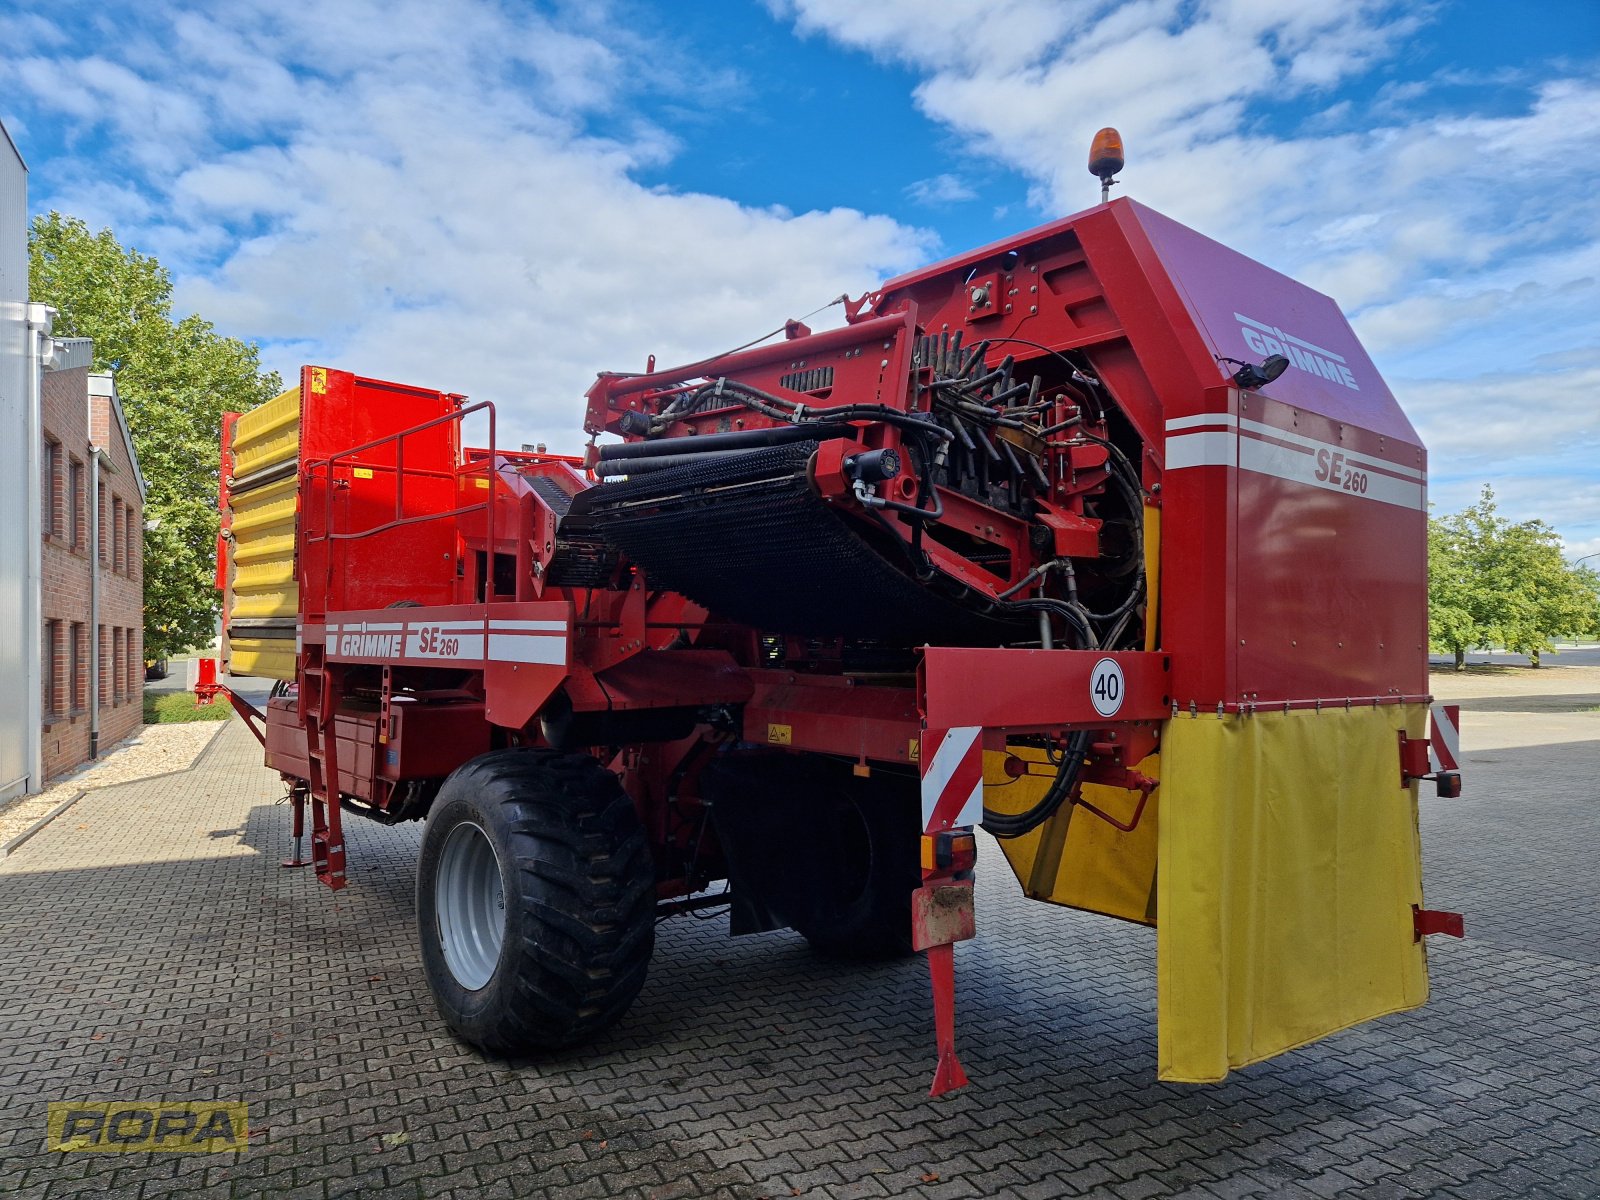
xmin=416 ymin=748 xmax=655 ymax=1054
xmin=707 ymin=754 xmax=922 ymax=961
xmin=792 ymin=767 xmax=922 ymax=961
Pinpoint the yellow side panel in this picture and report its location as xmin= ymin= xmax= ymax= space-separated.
xmin=226 ymin=389 xmax=301 ymax=680
xmin=231 ymin=474 xmax=298 ymax=538
xmin=228 ymin=638 xmax=298 ymax=681
xmin=232 ymin=386 xmax=301 ymax=478
xmin=1156 ymin=706 xmax=1430 ymax=1084
xmin=986 ymin=747 xmax=1159 ymax=926
xmin=230 ymin=472 xmax=299 ymax=623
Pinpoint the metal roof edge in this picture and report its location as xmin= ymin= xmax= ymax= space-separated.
xmin=53 ymin=337 xmax=94 ymax=370
xmin=0 ymin=116 xmax=26 ymax=172
xmin=87 ymin=373 xmax=148 ymax=499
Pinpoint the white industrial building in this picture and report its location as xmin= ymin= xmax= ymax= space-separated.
xmin=1 ymin=116 xmax=96 ymax=801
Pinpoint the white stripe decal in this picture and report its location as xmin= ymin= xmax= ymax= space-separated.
xmin=1165 ymin=430 xmax=1426 ymax=510
xmin=1165 ymin=431 xmax=1234 ymax=469
xmin=920 ymin=727 xmax=980 ymax=828
xmin=1238 ymin=438 xmax=1424 ymax=510
xmin=1238 ymin=417 xmax=1425 ymax=480
xmin=1165 ymin=412 xmax=1238 ymax=432
xmin=487 ymin=633 xmax=566 ymax=665
xmin=406 ymin=631 xmax=485 ymax=659
xmin=489 ymin=620 xmax=568 ymax=632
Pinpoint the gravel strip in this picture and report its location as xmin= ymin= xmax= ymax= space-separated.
xmin=0 ymin=721 xmax=226 ymax=850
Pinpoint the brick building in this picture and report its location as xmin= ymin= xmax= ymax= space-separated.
xmin=40 ymin=364 xmax=146 ymax=778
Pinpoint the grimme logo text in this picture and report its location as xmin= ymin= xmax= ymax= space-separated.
xmin=48 ymin=1102 xmax=248 ymax=1153
xmin=1235 ymin=312 xmax=1359 ymax=390
xmin=338 ymin=631 xmax=401 ymax=656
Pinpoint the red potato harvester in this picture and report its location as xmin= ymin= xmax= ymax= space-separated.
xmin=213 ymin=135 xmax=1463 ymax=1094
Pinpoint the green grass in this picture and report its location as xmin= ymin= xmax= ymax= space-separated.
xmin=143 ymin=691 xmax=231 ymax=724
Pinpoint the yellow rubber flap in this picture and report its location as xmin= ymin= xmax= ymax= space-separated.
xmin=986 ymin=746 xmax=1159 ymax=925
xmin=227 ymin=637 xmax=297 ymax=681
xmin=1156 ymin=706 xmax=1430 ymax=1083
xmin=232 ymin=386 xmax=300 ymax=479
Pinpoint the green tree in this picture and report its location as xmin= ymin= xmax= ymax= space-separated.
xmin=1427 ymin=505 xmax=1492 ymax=671
xmin=1493 ymin=522 xmax=1600 ymax=666
xmin=29 ymin=213 xmax=282 ymax=660
xmin=1428 ymin=486 xmax=1600 ymax=669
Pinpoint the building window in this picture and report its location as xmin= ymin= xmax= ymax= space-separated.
xmin=68 ymin=457 xmax=85 ymax=551
xmin=126 ymin=506 xmax=140 ymax=580
xmin=97 ymin=626 xmax=108 ymax=707
xmin=98 ymin=469 xmax=111 ymax=566
xmin=70 ymin=623 xmax=86 ymax=713
xmin=113 ymin=499 xmax=124 ymax=572
xmin=43 ymin=622 xmax=59 ymax=720
xmin=42 ymin=438 xmax=60 ymax=539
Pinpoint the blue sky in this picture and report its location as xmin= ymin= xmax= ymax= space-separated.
xmin=3 ymin=0 xmax=1597 ymax=556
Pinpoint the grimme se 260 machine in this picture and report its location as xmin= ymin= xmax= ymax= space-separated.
xmin=216 ymin=145 xmax=1463 ymax=1095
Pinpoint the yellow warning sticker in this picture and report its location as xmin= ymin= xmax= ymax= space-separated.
xmin=767 ymin=723 xmax=792 ymax=745
xmin=309 ymin=367 xmax=328 ymax=394
xmin=909 ymin=738 xmax=921 ymax=762
xmin=352 ymin=467 xmax=374 ymax=479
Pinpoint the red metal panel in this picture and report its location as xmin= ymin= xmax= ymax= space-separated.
xmin=383 ymin=702 xmax=491 ymax=779
xmin=920 ymin=648 xmax=1169 ymax=730
xmin=264 ymin=699 xmax=377 ymax=796
xmin=297 ymin=367 xmax=463 ymax=614
xmin=1159 ymin=384 xmax=1239 ymax=708
xmin=1231 ymin=393 xmax=1428 ymax=703
xmin=744 ymin=670 xmax=921 ymax=765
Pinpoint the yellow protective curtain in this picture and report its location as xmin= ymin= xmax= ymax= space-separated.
xmin=986 ymin=746 xmax=1160 ymax=926
xmin=1156 ymin=705 xmax=1431 ymax=1083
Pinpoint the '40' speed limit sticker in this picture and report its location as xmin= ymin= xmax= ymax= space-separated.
xmin=1089 ymin=657 xmax=1125 ymax=717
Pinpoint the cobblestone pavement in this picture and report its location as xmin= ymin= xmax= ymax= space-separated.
xmin=2 ymin=673 xmax=1597 ymax=1200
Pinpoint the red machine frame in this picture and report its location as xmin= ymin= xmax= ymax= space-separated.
xmin=219 ymin=197 xmax=1462 ymax=1096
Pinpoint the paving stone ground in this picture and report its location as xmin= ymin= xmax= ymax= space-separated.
xmin=1 ymin=670 xmax=1597 ymax=1199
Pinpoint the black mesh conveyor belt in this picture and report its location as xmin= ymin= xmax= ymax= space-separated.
xmin=525 ymin=475 xmax=575 ymax=516
xmin=570 ymin=441 xmax=1023 ymax=645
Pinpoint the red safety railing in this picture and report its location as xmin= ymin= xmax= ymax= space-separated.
xmin=300 ymin=400 xmax=498 ymax=617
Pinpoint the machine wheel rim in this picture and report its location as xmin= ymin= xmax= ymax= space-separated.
xmin=436 ymin=821 xmax=506 ymax=991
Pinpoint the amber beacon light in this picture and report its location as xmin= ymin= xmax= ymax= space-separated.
xmin=1089 ymin=127 xmax=1125 ymax=202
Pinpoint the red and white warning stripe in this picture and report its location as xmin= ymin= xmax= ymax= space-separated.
xmin=921 ymin=726 xmax=983 ymax=832
xmin=1429 ymin=704 xmax=1460 ymax=773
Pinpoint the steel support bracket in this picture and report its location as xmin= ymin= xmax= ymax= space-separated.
xmin=1398 ymin=731 xmax=1432 ymax=785
xmin=1413 ymin=905 xmax=1465 ymax=942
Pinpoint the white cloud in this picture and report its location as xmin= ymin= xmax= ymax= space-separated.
xmin=1398 ymin=350 xmax=1600 ymax=553
xmin=4 ymin=0 xmax=934 ymax=451
xmin=905 ymin=173 xmax=976 ymax=205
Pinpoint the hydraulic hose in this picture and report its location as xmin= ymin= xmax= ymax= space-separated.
xmin=981 ymin=729 xmax=1094 ymax=838
xmin=598 ymin=421 xmax=850 ymax=461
